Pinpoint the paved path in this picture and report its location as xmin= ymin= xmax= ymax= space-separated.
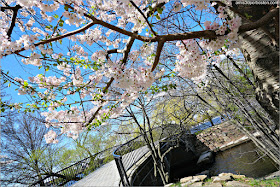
xmin=72 ymin=160 xmax=120 ymax=186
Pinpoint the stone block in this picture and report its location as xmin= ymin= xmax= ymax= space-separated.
xmin=204 ymin=182 xmax=223 ymax=187
xmin=225 ymin=181 xmax=251 ymax=186
xmin=193 ymin=175 xmax=207 ymax=182
xmin=232 ymin=174 xmax=246 ymax=180
xmin=218 ymin=173 xmax=233 ymax=177
xmin=180 ymin=176 xmax=193 ymax=183
xmin=181 ymin=177 xmax=200 ymax=186
xmin=188 ymin=182 xmax=203 ymax=187
xmin=212 ymin=175 xmax=232 ymax=183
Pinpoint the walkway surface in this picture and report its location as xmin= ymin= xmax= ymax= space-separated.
xmin=72 ymin=160 xmax=120 ymax=186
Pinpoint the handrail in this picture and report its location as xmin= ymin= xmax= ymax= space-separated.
xmin=113 ymin=130 xmax=168 ymax=186
xmin=113 ymin=135 xmax=142 ymax=157
xmin=133 ymin=141 xmax=169 ymax=186
xmin=113 ymin=135 xmax=144 ymax=186
xmin=30 ymin=145 xmax=118 ymax=186
xmin=113 ymin=133 xmax=179 ymax=186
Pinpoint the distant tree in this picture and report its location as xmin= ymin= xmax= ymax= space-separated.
xmin=115 ymin=94 xmax=195 ymax=185
xmin=0 ymin=112 xmax=63 ymax=185
xmin=71 ymin=124 xmax=116 ymax=161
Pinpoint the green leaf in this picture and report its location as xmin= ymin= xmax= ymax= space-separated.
xmin=155 ymin=14 xmax=161 ymax=20
xmin=157 ymin=7 xmax=163 ymax=14
xmin=59 ymin=21 xmax=64 ymax=27
xmin=244 ymin=13 xmax=252 ymax=19
xmin=53 ymin=14 xmax=59 ymax=19
xmin=45 ymin=66 xmax=50 ymax=71
xmin=24 ymin=81 xmax=28 ymax=86
xmin=64 ymin=6 xmax=69 ymax=11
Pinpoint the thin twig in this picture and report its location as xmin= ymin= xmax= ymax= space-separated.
xmin=130 ymin=0 xmax=157 ymax=36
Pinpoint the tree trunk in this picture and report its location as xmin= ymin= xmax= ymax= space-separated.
xmin=235 ymin=4 xmax=279 ymax=129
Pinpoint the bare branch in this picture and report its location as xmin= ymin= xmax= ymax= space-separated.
xmin=130 ymin=0 xmax=157 ymax=36
xmin=1 ymin=4 xmax=22 ymax=39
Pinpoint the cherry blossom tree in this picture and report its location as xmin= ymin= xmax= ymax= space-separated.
xmin=0 ymin=0 xmax=278 ymax=145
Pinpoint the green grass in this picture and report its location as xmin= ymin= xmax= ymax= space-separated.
xmin=171 ymin=182 xmax=182 ymax=187
xmin=204 ymin=178 xmax=213 ymax=183
xmin=239 ymin=177 xmax=280 ymax=186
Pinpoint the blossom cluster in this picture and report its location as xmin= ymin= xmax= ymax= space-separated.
xmin=114 ymin=67 xmax=155 ymax=92
xmin=42 ymin=106 xmax=84 ymax=140
xmin=174 ymin=39 xmax=207 ymax=79
xmin=28 ymin=74 xmax=66 ymax=88
xmin=1 ymin=0 xmax=244 ymax=143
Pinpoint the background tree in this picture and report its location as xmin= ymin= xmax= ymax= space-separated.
xmin=0 ymin=112 xmax=65 ymax=185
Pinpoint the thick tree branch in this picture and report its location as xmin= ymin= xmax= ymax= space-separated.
xmin=151 ymin=39 xmax=165 ymax=72
xmin=80 ymin=3 xmax=218 ymax=42
xmin=238 ymin=7 xmax=279 ymax=33
xmin=7 ymin=5 xmax=21 ymax=38
xmin=1 ymin=4 xmax=22 ymax=39
xmin=216 ymin=1 xmax=278 ymax=44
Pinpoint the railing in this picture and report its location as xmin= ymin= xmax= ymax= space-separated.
xmin=30 ymin=147 xmax=115 ymax=186
xmin=131 ymin=141 xmax=171 ymax=186
xmin=113 ymin=133 xmax=175 ymax=186
xmin=113 ymin=135 xmax=149 ymax=186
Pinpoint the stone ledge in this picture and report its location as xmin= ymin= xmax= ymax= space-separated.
xmin=165 ymin=172 xmax=254 ymax=187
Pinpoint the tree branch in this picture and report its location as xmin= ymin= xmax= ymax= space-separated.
xmin=145 ymin=2 xmax=166 ymax=18
xmin=3 ymin=21 xmax=96 ymax=57
xmin=238 ymin=7 xmax=279 ymax=33
xmin=151 ymin=39 xmax=165 ymax=72
xmin=215 ymin=1 xmax=278 ymax=44
xmin=130 ymin=0 xmax=157 ymax=36
xmin=1 ymin=4 xmax=22 ymax=39
xmin=84 ymin=36 xmax=136 ymax=127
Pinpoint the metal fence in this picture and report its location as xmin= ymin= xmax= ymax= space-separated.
xmin=113 ymin=135 xmax=151 ymax=186
xmin=30 ymin=147 xmax=115 ymax=186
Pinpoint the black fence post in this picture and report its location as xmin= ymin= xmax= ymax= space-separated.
xmin=119 ymin=156 xmax=130 ymax=186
